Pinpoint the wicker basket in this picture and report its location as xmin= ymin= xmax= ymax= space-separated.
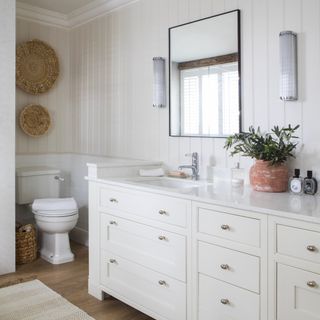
xmin=16 ymin=224 xmax=37 ymax=264
xmin=19 ymin=104 xmax=51 ymax=137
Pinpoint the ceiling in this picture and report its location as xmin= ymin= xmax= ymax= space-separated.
xmin=18 ymin=0 xmax=98 ymax=14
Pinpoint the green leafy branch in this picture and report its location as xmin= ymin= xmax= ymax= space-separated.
xmin=224 ymin=125 xmax=300 ymax=165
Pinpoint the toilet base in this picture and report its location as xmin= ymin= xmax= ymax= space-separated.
xmin=40 ymin=232 xmax=74 ymax=264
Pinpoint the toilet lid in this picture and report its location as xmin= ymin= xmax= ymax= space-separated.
xmin=33 ymin=209 xmax=78 ymax=217
xmin=32 ymin=198 xmax=78 ymax=213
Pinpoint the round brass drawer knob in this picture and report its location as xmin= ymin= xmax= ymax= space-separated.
xmin=220 ymin=298 xmax=229 ymax=305
xmin=307 ymin=281 xmax=317 ymax=288
xmin=307 ymin=245 xmax=317 ymax=252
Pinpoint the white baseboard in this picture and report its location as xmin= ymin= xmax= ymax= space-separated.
xmin=70 ymin=227 xmax=88 ymax=247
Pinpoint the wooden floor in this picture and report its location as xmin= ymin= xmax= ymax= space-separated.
xmin=0 ymin=242 xmax=153 ymax=320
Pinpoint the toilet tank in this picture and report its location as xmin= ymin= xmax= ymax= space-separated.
xmin=16 ymin=166 xmax=61 ymax=205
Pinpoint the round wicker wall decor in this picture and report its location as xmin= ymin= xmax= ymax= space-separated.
xmin=19 ymin=104 xmax=51 ymax=137
xmin=16 ymin=39 xmax=59 ymax=95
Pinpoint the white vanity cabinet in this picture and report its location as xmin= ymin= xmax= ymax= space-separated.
xmin=193 ymin=202 xmax=268 ymax=320
xmin=88 ymin=177 xmax=320 ymax=320
xmin=88 ymin=181 xmax=192 ymax=320
xmin=269 ymin=217 xmax=320 ymax=320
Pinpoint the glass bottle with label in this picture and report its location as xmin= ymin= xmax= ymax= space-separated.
xmin=289 ymin=169 xmax=304 ymax=195
xmin=303 ymin=170 xmax=318 ymax=195
xmin=231 ymin=162 xmax=244 ymax=187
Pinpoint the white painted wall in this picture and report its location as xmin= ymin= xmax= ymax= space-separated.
xmin=16 ymin=19 xmax=72 ymax=154
xmin=0 ymin=0 xmax=16 ymax=275
xmin=17 ymin=0 xmax=320 ymax=176
xmin=69 ymin=0 xmax=320 ymax=178
xmin=14 ymin=0 xmax=320 ymax=246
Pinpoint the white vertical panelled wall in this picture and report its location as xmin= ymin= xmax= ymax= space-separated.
xmin=16 ymin=19 xmax=72 ymax=154
xmin=14 ymin=0 xmax=320 ymax=244
xmin=0 ymin=0 xmax=15 ymax=275
xmin=15 ymin=0 xmax=320 ymax=176
xmin=69 ymin=0 xmax=320 ymax=177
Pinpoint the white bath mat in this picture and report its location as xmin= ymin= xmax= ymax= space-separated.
xmin=0 ymin=279 xmax=95 ymax=320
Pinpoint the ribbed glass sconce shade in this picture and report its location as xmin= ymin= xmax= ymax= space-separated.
xmin=279 ymin=31 xmax=298 ymax=101
xmin=153 ymin=57 xmax=166 ymax=108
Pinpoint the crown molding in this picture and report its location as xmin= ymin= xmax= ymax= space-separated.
xmin=16 ymin=0 xmax=137 ymax=29
xmin=68 ymin=0 xmax=137 ymax=27
xmin=16 ymin=2 xmax=69 ymax=29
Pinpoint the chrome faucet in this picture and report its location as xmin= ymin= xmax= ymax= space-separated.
xmin=178 ymin=152 xmax=200 ymax=180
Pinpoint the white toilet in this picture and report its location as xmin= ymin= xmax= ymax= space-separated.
xmin=16 ymin=167 xmax=79 ymax=264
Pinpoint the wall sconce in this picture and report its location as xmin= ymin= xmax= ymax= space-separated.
xmin=279 ymin=31 xmax=298 ymax=101
xmin=153 ymin=57 xmax=166 ymax=108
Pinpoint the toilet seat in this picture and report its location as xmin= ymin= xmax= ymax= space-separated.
xmin=34 ymin=213 xmax=79 ymax=226
xmin=33 ymin=209 xmax=78 ymax=217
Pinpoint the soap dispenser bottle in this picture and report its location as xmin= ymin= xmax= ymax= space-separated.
xmin=303 ymin=170 xmax=318 ymax=195
xmin=289 ymin=169 xmax=304 ymax=195
xmin=231 ymin=162 xmax=245 ymax=187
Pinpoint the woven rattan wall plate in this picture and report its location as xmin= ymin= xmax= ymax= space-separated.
xmin=20 ymin=104 xmax=51 ymax=137
xmin=16 ymin=39 xmax=59 ymax=95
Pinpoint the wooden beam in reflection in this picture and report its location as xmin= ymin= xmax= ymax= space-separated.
xmin=178 ymin=52 xmax=238 ymax=70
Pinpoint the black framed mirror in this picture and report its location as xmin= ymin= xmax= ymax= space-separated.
xmin=169 ymin=10 xmax=241 ymax=138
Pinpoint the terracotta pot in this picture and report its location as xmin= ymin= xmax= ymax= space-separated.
xmin=249 ymin=160 xmax=289 ymax=192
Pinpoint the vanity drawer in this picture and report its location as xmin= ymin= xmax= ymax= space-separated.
xmin=198 ymin=241 xmax=260 ymax=293
xmin=99 ymin=187 xmax=188 ymax=228
xmin=197 ymin=208 xmax=260 ymax=247
xmin=277 ymin=225 xmax=320 ymax=264
xmin=100 ymin=213 xmax=186 ymax=281
xmin=100 ymin=250 xmax=186 ymax=320
xmin=277 ymin=264 xmax=320 ymax=320
xmin=198 ymin=273 xmax=260 ymax=320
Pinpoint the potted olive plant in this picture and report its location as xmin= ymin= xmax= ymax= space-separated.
xmin=224 ymin=125 xmax=299 ymax=192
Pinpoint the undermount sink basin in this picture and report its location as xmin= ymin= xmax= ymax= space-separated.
xmin=126 ymin=177 xmax=210 ymax=190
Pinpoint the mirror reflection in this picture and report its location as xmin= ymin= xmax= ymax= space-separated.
xmin=169 ymin=10 xmax=241 ymax=137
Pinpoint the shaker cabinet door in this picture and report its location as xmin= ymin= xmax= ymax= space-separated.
xmin=100 ymin=213 xmax=186 ymax=281
xmin=198 ymin=273 xmax=260 ymax=320
xmin=277 ymin=264 xmax=320 ymax=320
xmin=100 ymin=250 xmax=186 ymax=320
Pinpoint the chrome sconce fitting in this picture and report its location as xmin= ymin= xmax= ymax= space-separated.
xmin=279 ymin=31 xmax=298 ymax=101
xmin=153 ymin=57 xmax=166 ymax=108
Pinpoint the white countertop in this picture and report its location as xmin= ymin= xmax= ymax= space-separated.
xmin=88 ymin=176 xmax=320 ymax=224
